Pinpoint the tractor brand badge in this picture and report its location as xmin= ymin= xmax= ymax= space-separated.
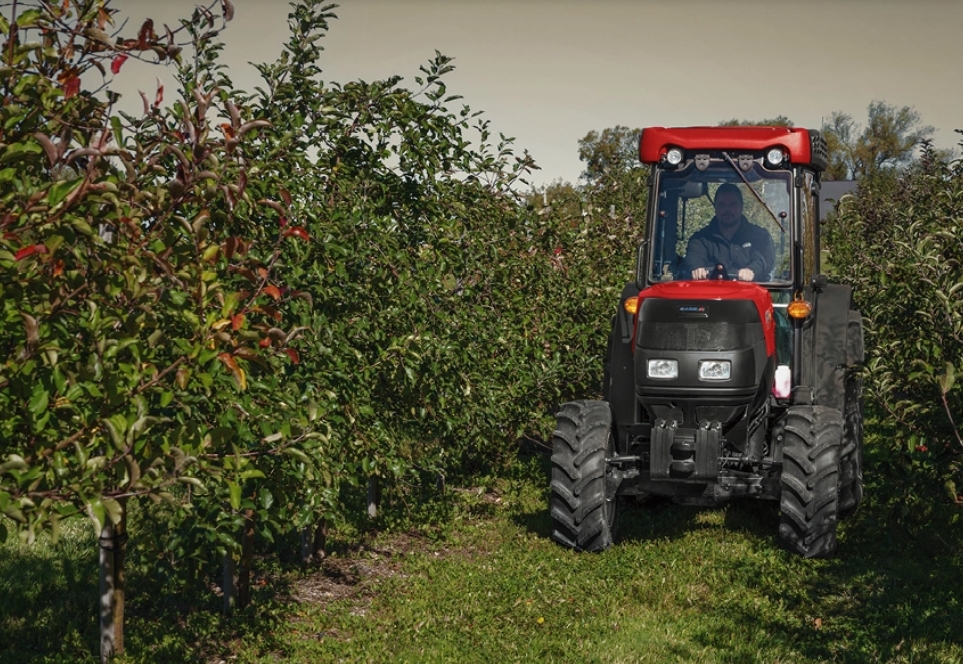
xmin=678 ymin=305 xmax=708 ymax=317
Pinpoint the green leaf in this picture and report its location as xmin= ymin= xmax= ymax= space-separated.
xmin=16 ymin=8 xmax=42 ymax=27
xmin=103 ymin=414 xmax=128 ymax=449
xmin=0 ymin=141 xmax=42 ymax=164
xmin=259 ymin=487 xmax=274 ymax=510
xmin=938 ymin=362 xmax=956 ymax=394
xmin=86 ymin=500 xmax=106 ymax=532
xmin=52 ymin=368 xmax=67 ymax=393
xmin=110 ymin=116 xmax=124 ymax=147
xmin=228 ymin=480 xmax=241 ymax=511
xmin=945 ymin=479 xmax=958 ymax=502
xmin=48 ymin=178 xmax=81 ymax=206
xmin=0 ymin=455 xmax=27 ymax=472
xmin=281 ymin=447 xmax=311 ymax=464
xmin=28 ymin=385 xmax=49 ymax=416
xmin=102 ymin=498 xmax=123 ymax=525
xmin=45 ymin=234 xmax=64 ymax=253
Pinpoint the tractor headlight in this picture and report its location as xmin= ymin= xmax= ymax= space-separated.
xmin=665 ymin=147 xmax=684 ymax=165
xmin=698 ymin=360 xmax=731 ymax=381
xmin=647 ymin=359 xmax=679 ymax=379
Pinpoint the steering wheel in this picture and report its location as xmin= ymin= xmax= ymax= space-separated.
xmin=710 ymin=264 xmax=729 ymax=280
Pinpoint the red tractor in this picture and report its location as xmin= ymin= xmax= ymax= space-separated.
xmin=551 ymin=126 xmax=864 ymax=558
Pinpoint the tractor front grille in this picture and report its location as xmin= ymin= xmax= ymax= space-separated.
xmin=636 ymin=298 xmax=765 ymax=352
xmin=637 ymin=321 xmax=760 ymax=351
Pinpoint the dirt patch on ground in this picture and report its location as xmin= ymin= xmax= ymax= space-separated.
xmin=289 ymin=530 xmax=459 ymax=607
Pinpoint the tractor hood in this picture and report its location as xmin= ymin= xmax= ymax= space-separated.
xmin=631 ymin=281 xmax=775 ymax=358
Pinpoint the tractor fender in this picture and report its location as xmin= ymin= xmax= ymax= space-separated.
xmin=605 ymin=281 xmax=640 ymax=452
xmin=800 ymin=283 xmax=858 ymax=410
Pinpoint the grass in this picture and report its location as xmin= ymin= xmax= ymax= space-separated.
xmin=2 ymin=448 xmax=963 ymax=663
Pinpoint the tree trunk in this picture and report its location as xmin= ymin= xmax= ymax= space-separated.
xmin=313 ymin=518 xmax=328 ymax=559
xmin=367 ymin=475 xmax=379 ymax=519
xmin=222 ymin=553 xmax=236 ymax=615
xmin=300 ymin=517 xmax=327 ymax=565
xmin=99 ymin=499 xmax=127 ymax=663
xmin=237 ymin=508 xmax=255 ymax=608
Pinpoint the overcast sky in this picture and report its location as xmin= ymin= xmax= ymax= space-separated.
xmin=117 ymin=0 xmax=963 ymax=186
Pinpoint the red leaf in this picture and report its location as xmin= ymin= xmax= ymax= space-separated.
xmin=153 ymin=77 xmax=164 ymax=108
xmin=52 ymin=260 xmax=64 ymax=277
xmin=282 ymin=226 xmax=310 ymax=242
xmin=263 ymin=284 xmax=281 ymax=301
xmin=15 ymin=245 xmax=46 ymax=261
xmin=220 ymin=122 xmax=234 ymax=139
xmin=62 ymin=75 xmax=80 ymax=99
xmin=110 ymin=54 xmax=129 ymax=75
xmin=217 ymin=351 xmax=247 ymax=390
xmin=220 ymin=0 xmax=235 ymax=21
xmin=232 ymin=266 xmax=256 ymax=284
xmin=283 ymin=348 xmax=300 ymax=365
xmin=231 ymin=314 xmax=245 ymax=331
xmin=138 ymin=19 xmax=155 ymax=50
xmin=278 ymin=216 xmax=287 ymax=228
xmin=217 ymin=352 xmax=238 ymax=370
xmin=258 ymin=337 xmax=271 ymax=349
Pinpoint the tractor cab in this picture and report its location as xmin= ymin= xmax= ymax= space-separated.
xmin=639 ymin=126 xmax=828 ymax=371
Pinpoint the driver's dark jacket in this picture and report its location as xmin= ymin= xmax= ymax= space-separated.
xmin=681 ymin=216 xmax=774 ymax=280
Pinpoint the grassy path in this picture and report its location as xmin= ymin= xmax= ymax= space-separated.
xmin=285 ymin=482 xmax=963 ymax=663
xmin=2 ymin=454 xmax=963 ymax=663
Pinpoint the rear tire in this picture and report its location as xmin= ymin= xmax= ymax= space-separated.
xmin=778 ymin=406 xmax=843 ymax=558
xmin=838 ymin=312 xmax=864 ymax=518
xmin=550 ymin=400 xmax=618 ymax=552
xmin=838 ymin=377 xmax=864 ymax=517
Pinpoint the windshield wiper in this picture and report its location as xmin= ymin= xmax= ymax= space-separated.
xmin=722 ymin=152 xmax=785 ymax=233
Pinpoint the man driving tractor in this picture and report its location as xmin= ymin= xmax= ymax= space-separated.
xmin=681 ymin=182 xmax=775 ymax=282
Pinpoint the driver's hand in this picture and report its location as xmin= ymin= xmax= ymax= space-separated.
xmin=737 ymin=268 xmax=755 ymax=281
xmin=691 ymin=267 xmax=708 ymax=280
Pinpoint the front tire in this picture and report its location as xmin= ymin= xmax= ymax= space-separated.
xmin=550 ymin=400 xmax=618 ymax=552
xmin=778 ymin=406 xmax=843 ymax=558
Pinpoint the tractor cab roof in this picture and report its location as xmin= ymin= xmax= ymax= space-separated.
xmin=639 ymin=126 xmax=828 ymax=172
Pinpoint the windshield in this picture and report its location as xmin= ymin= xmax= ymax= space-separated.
xmin=649 ymin=160 xmax=792 ymax=285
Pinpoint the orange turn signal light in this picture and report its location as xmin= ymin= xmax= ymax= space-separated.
xmin=624 ymin=297 xmax=639 ymax=315
xmin=787 ymin=298 xmax=813 ymax=319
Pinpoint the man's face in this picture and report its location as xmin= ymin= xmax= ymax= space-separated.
xmin=714 ymin=191 xmax=743 ymax=228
